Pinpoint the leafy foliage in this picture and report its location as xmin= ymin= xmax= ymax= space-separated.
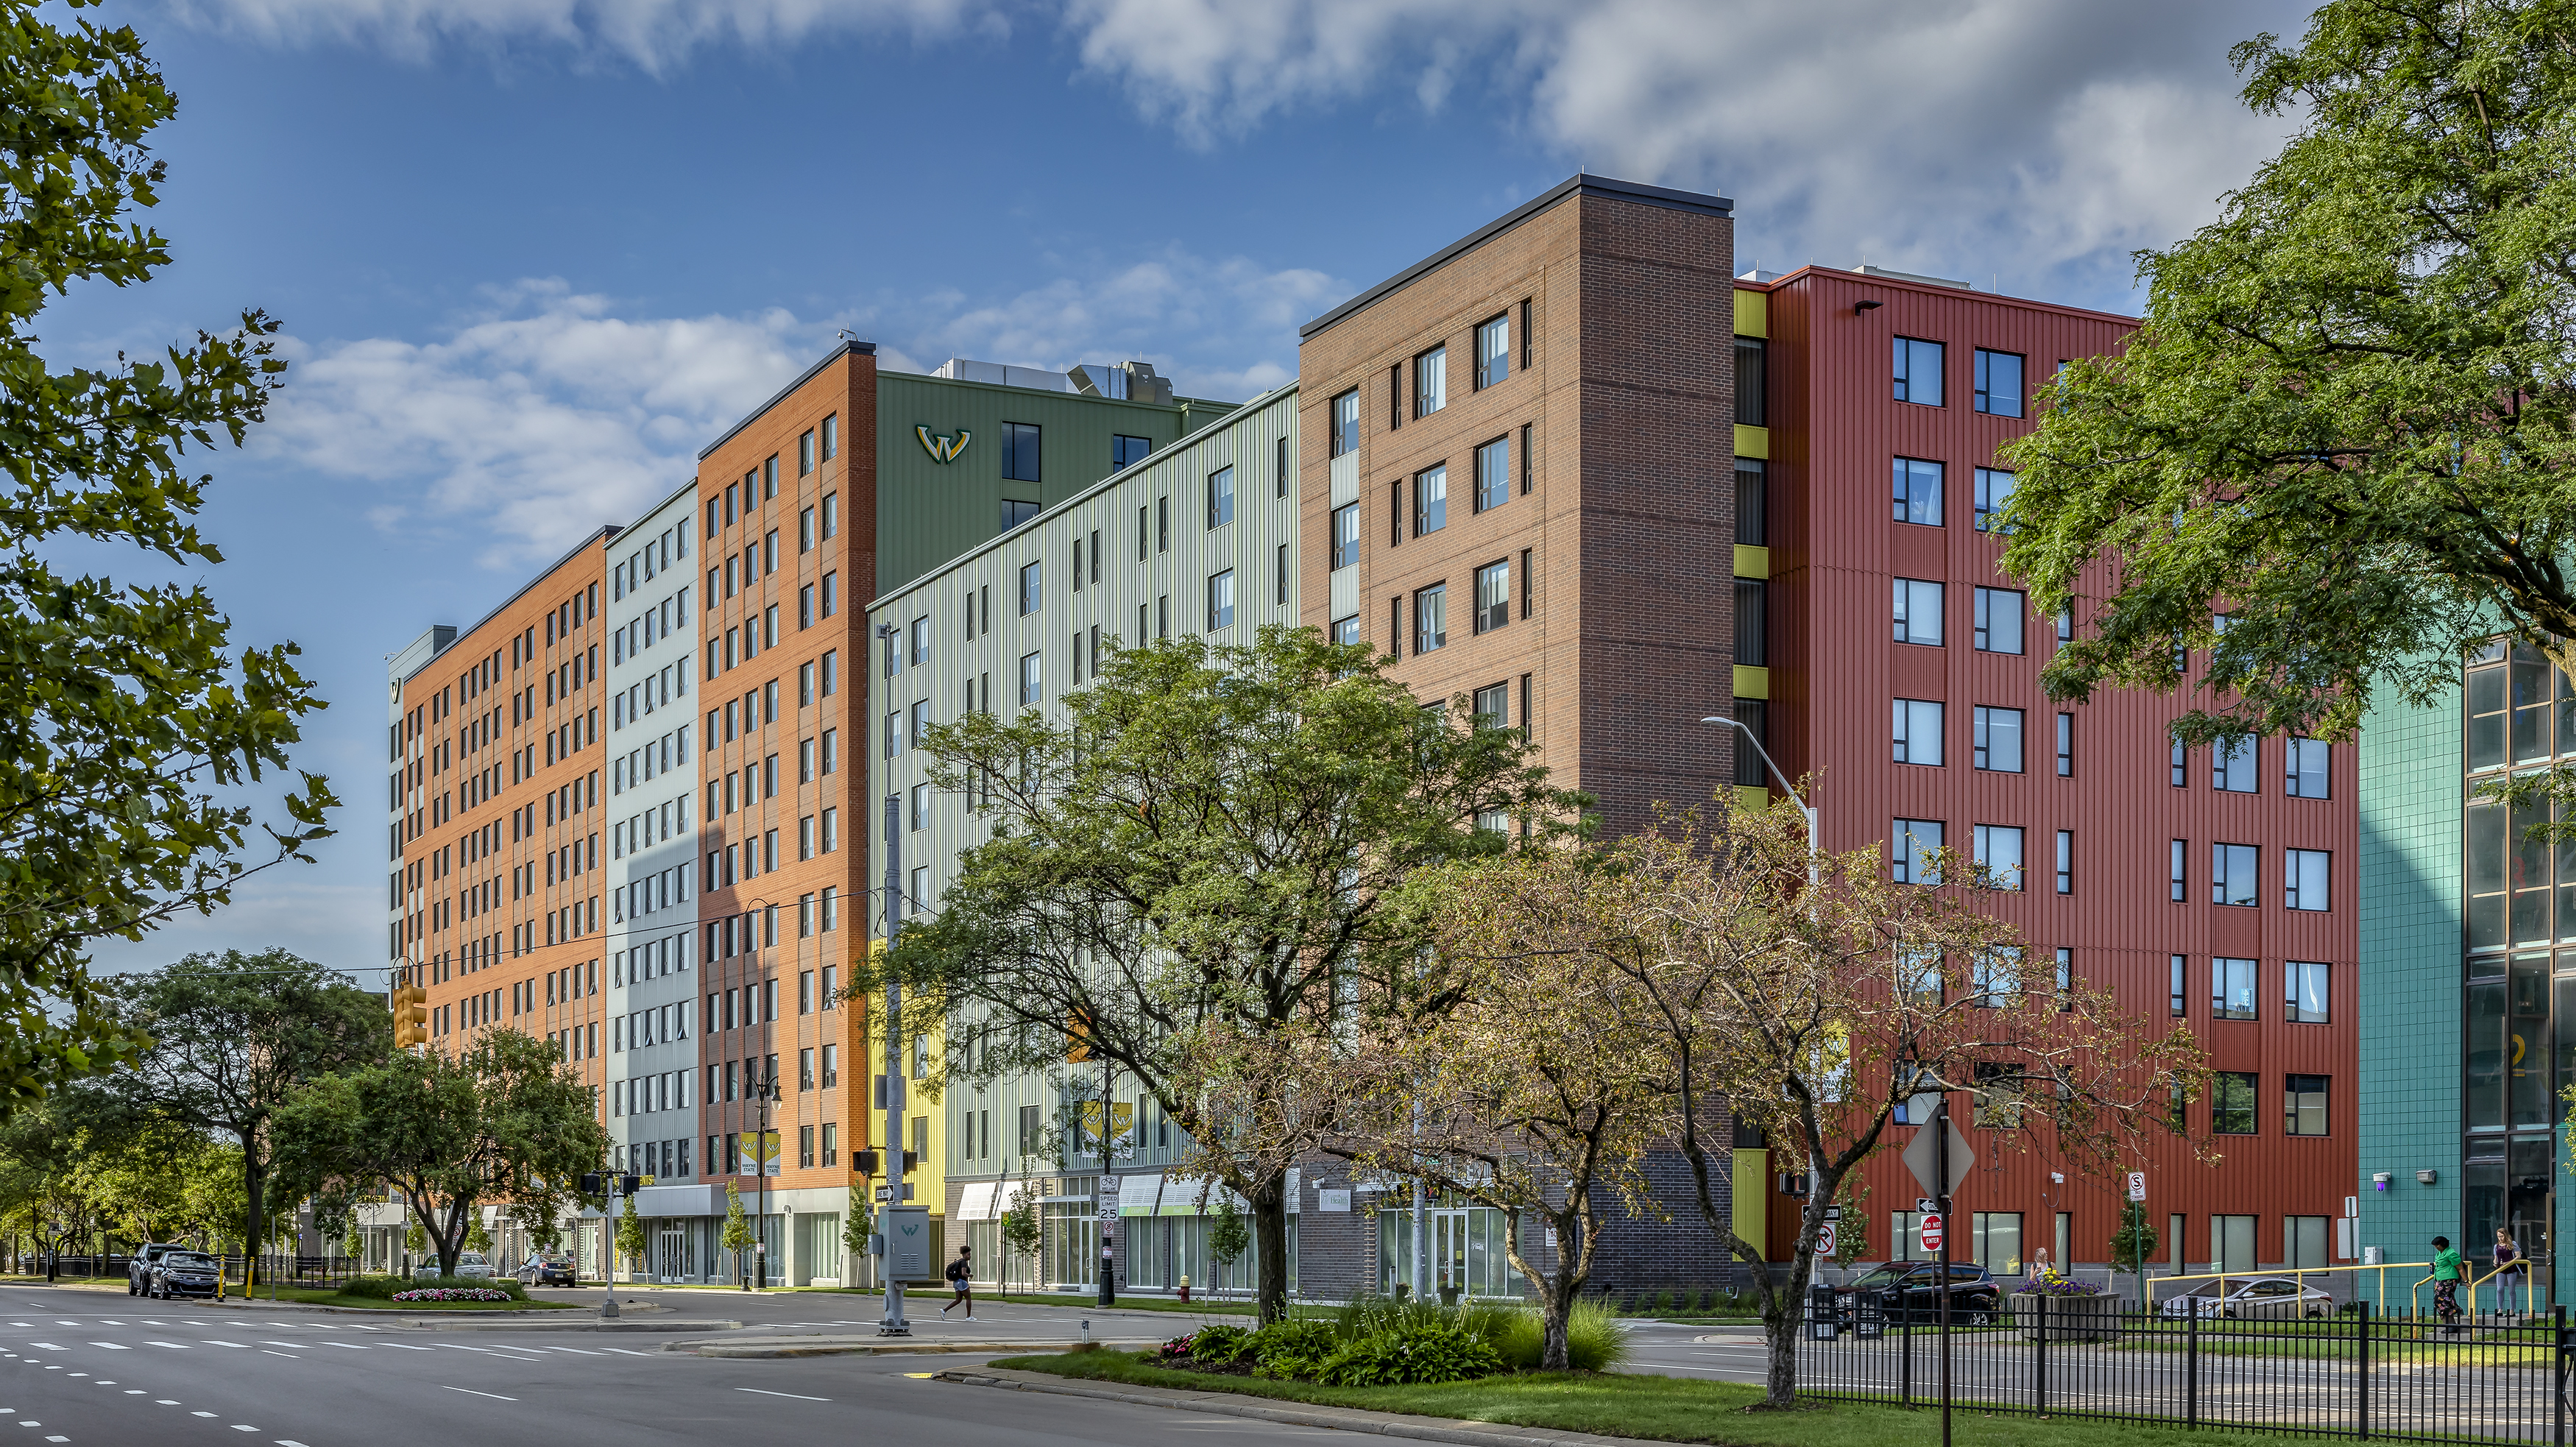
xmin=1314 ymin=1320 xmax=1504 ymax=1387
xmin=343 ymin=1273 xmax=524 ymax=1301
xmin=1998 ymin=0 xmax=2576 ymax=759
xmin=0 ymin=0 xmax=330 ymax=1109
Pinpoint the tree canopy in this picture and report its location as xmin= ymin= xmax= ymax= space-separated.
xmin=2000 ymin=0 xmax=2576 ymax=751
xmin=0 ymin=0 xmax=330 ymax=1110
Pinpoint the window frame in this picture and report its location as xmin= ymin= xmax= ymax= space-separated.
xmin=1973 ymin=348 xmax=2025 ymax=418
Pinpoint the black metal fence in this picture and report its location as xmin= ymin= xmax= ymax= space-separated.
xmin=1800 ymin=1295 xmax=2569 ymax=1443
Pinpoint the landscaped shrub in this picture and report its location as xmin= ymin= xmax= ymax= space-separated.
xmin=1491 ymin=1298 xmax=1630 ymax=1373
xmin=343 ymin=1274 xmax=526 ymax=1301
xmin=1314 ymin=1320 xmax=1504 ymax=1387
xmin=1189 ymin=1324 xmax=1252 ymax=1364
xmin=392 ymin=1287 xmax=513 ymax=1302
xmin=1248 ymin=1320 xmax=1340 ymax=1379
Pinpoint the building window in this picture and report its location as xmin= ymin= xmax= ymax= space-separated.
xmin=1972 ymin=707 xmax=2023 ymax=772
xmin=1207 ymin=570 xmax=1235 ymax=631
xmin=1973 ymin=467 xmax=2017 ymax=532
xmin=2285 ymin=849 xmax=2331 ymax=911
xmin=1735 ymin=459 xmax=1766 ymax=544
xmin=1113 ymin=434 xmax=1152 ymax=471
xmin=1892 ymin=698 xmax=1945 ymax=765
xmin=799 ymin=430 xmax=815 ymax=475
xmin=1002 ymin=499 xmax=1039 ymax=530
xmin=1331 ymin=502 xmax=1360 ymax=570
xmin=1892 ymin=579 xmax=1944 ymax=645
xmin=1001 ymin=422 xmax=1041 ymax=483
xmin=1019 ymin=560 xmax=1041 ymax=616
xmin=1331 ymin=389 xmax=1359 ymax=457
xmin=2170 ymin=840 xmax=2187 ymax=902
xmin=2213 ymin=735 xmax=2257 ymax=792
xmin=2284 ymin=1075 xmax=2329 ymax=1136
xmin=2055 ymin=830 xmax=2072 ymax=894
xmin=1893 ymin=336 xmax=1945 ymax=406
xmin=1329 ymin=614 xmax=1362 ymax=647
xmin=910 ymin=782 xmax=930 ymax=832
xmin=2170 ymin=955 xmax=2187 ymax=1016
xmin=2212 ymin=956 xmax=2257 ymax=1020
xmin=1475 ymin=314 xmax=1510 ymax=389
xmin=1415 ymin=345 xmax=1447 ymax=418
xmin=1972 ymin=587 xmax=2024 ymax=654
xmin=1207 ymin=465 xmax=1235 ymax=528
xmin=2212 ymin=843 xmax=2258 ymax=906
xmin=1473 ymin=560 xmax=1510 ymax=634
xmin=821 ymin=414 xmax=838 ymax=460
xmin=1972 ymin=824 xmax=2025 ymax=891
xmin=2285 ymin=738 xmax=2330 ymax=797
xmin=1414 ymin=464 xmax=1448 ymax=536
xmin=1892 ymin=457 xmax=1944 ymax=526
xmin=1735 ymin=336 xmax=1766 ymax=426
xmin=1973 ymin=349 xmax=2025 ymax=417
xmin=2055 ymin=713 xmax=2073 ymax=776
xmin=1472 ymin=682 xmax=1508 ymax=729
xmin=2287 ymin=960 xmax=2329 ymax=1022
xmin=1414 ymin=583 xmax=1447 ymax=654
xmin=1732 ymin=698 xmax=1768 ymax=788
xmin=2212 ymin=1072 xmax=2259 ymax=1134
xmin=1734 ymin=579 xmax=1766 ymax=665
xmin=2171 ymin=738 xmax=2188 ymax=788
xmin=1892 ymin=818 xmax=1944 ymax=884
xmin=1474 ymin=436 xmax=1510 ymax=513
xmin=1018 ymin=652 xmax=1041 ymax=707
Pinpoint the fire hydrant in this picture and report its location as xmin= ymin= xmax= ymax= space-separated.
xmin=1178 ymin=1274 xmax=1191 ymax=1304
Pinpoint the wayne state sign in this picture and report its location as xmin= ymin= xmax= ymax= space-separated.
xmin=916 ymin=425 xmax=970 ymax=463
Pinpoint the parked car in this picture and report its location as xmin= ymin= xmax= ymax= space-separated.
xmin=522 ymin=1252 xmax=577 ymax=1287
xmin=2158 ymin=1277 xmax=2331 ymax=1320
xmin=451 ymin=1252 xmax=494 ymax=1281
xmin=146 ymin=1250 xmax=220 ymax=1300
xmin=1834 ymin=1262 xmax=2004 ymax=1326
xmin=127 ymin=1243 xmax=181 ymax=1296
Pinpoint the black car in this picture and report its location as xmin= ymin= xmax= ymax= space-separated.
xmin=127 ymin=1243 xmax=181 ymax=1296
xmin=1835 ymin=1262 xmax=2003 ymax=1326
xmin=523 ymin=1251 xmax=577 ymax=1287
xmin=146 ymin=1250 xmax=220 ymax=1300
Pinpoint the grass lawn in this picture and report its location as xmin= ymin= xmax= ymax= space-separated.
xmin=994 ymin=1351 xmax=2305 ymax=1447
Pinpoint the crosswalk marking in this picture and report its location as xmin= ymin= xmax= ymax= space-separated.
xmin=144 ymin=1342 xmax=191 ymax=1349
xmin=86 ymin=1342 xmax=128 ymax=1350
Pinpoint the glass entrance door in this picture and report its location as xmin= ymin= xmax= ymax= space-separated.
xmin=1433 ymin=1210 xmax=1468 ymax=1297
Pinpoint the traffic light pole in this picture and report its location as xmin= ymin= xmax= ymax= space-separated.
xmin=880 ymin=784 xmax=910 ymax=1336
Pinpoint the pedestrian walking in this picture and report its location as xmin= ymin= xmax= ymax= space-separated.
xmin=2431 ymin=1235 xmax=2463 ymax=1334
xmin=2492 ymin=1229 xmax=2525 ymax=1317
xmin=941 ymin=1245 xmax=976 ymax=1320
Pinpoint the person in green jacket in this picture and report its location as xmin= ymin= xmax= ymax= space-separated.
xmin=2431 ymin=1236 xmax=2463 ymax=1332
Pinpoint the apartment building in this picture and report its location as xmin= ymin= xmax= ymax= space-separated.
xmin=868 ymin=385 xmax=1303 ymax=1295
xmin=387 ymin=341 xmax=1225 ymax=1286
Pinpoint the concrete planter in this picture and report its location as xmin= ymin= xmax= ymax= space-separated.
xmin=2013 ymin=1290 xmax=2117 ymax=1341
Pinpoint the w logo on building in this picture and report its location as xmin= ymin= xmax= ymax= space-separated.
xmin=916 ymin=425 xmax=972 ymax=463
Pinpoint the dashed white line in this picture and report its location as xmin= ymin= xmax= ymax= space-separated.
xmin=439 ymin=1386 xmax=517 ymax=1402
xmin=260 ymin=1351 xmax=297 ymax=1359
xmin=143 ymin=1342 xmax=189 ymax=1350
xmin=85 ymin=1343 xmax=127 ymax=1351
xmin=230 ymin=1426 xmax=258 ymax=1434
xmin=194 ymin=1411 xmax=216 ymax=1418
xmin=599 ymin=1348 xmax=655 ymax=1356
xmin=735 ymin=1387 xmax=830 ymax=1401
xmin=199 ymin=1341 xmax=251 ymax=1349
xmin=279 ymin=1440 xmax=314 ymax=1446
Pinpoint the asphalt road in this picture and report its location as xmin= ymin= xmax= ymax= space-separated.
xmin=0 ymin=1283 xmax=1380 ymax=1447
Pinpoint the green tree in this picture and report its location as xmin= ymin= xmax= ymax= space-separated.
xmin=870 ymin=625 xmax=1585 ymax=1324
xmin=997 ymin=1183 xmax=1039 ymax=1297
xmin=464 ymin=1213 xmax=492 ymax=1257
xmin=0 ymin=0 xmax=333 ymax=1111
xmin=1204 ymin=1192 xmax=1248 ymax=1300
xmin=1999 ymin=1 xmax=2576 ymax=760
xmin=721 ymin=1182 xmax=752 ymax=1287
xmin=613 ymin=1192 xmax=643 ymax=1275
xmin=267 ymin=1027 xmax=605 ymax=1278
xmin=841 ymin=1189 xmax=871 ymax=1285
xmin=107 ymin=952 xmax=385 ymax=1289
xmin=2111 ymin=1202 xmax=2162 ymax=1306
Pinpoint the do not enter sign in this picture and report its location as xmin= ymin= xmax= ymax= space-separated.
xmin=1919 ymin=1212 xmax=1944 ymax=1253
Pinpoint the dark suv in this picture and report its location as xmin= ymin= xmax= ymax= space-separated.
xmin=127 ymin=1243 xmax=181 ymax=1297
xmin=523 ymin=1252 xmax=577 ymax=1287
xmin=1835 ymin=1262 xmax=2003 ymax=1326
xmin=145 ymin=1250 xmax=220 ymax=1300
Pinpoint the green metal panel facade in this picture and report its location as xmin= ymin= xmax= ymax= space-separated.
xmin=2358 ymin=678 xmax=2476 ymax=1287
xmin=872 ymin=372 xmax=1235 ymax=599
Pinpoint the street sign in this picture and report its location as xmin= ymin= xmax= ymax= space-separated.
xmin=1818 ymin=1222 xmax=1838 ymax=1256
xmin=2126 ymin=1172 xmax=2146 ymax=1203
xmin=1900 ymin=1111 xmax=1975 ymax=1199
xmin=1917 ymin=1197 xmax=1937 ymax=1214
xmin=1919 ymin=1212 xmax=1944 ymax=1253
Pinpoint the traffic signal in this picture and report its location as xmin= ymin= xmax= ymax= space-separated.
xmin=854 ymin=1149 xmax=880 ymax=1175
xmin=902 ymin=1150 xmax=919 ymax=1175
xmin=390 ymin=983 xmax=429 ymax=1049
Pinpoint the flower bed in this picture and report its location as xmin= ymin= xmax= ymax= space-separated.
xmin=392 ymin=1287 xmax=516 ymax=1302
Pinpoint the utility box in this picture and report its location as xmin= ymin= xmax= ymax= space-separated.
xmin=1807 ymin=1282 xmax=1839 ymax=1340
xmin=882 ymin=1206 xmax=931 ymax=1281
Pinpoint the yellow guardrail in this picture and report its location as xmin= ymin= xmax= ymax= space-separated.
xmin=2407 ymin=1261 xmax=2538 ymax=1323
xmin=2144 ymin=1260 xmax=2434 ymax=1319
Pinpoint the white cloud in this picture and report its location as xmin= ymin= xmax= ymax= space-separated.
xmin=163 ymin=0 xmax=1002 ymax=73
xmin=259 ymin=255 xmax=1338 ymax=561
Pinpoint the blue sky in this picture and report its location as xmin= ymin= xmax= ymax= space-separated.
xmin=71 ymin=0 xmax=2315 ymax=978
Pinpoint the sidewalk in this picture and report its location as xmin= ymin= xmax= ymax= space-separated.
xmin=937 ymin=1364 xmax=1672 ymax=1447
xmin=672 ymin=1336 xmax=1161 ymax=1358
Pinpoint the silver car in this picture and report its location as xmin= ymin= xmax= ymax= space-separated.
xmin=451 ymin=1251 xmax=494 ymax=1281
xmin=2159 ymin=1276 xmax=2332 ymax=1319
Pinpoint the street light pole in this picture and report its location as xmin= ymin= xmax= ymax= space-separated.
xmin=1700 ymin=715 xmax=1819 ymax=899
xmin=880 ymin=777 xmax=911 ymax=1336
xmin=753 ymin=1064 xmax=778 ymax=1289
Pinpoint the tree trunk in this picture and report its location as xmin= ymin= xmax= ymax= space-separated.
xmin=242 ymin=1153 xmax=265 ymax=1290
xmin=1253 ymin=1178 xmax=1289 ymax=1326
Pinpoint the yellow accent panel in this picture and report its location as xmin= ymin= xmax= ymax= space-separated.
xmin=1733 ymin=289 xmax=1767 ymax=339
xmin=1734 ymin=665 xmax=1769 ymax=701
xmin=1734 ymin=544 xmax=1769 ymax=580
xmin=1735 ymin=423 xmax=1769 ymax=460
xmin=1735 ymin=785 xmax=1772 ymax=816
xmin=1733 ymin=1148 xmax=1769 ymax=1259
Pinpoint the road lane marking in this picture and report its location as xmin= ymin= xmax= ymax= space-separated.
xmin=20 ymin=1348 xmax=59 ymax=1354
xmin=97 ymin=1321 xmax=121 ymax=1326
xmin=598 ymin=1348 xmax=654 ymax=1356
xmin=231 ymin=1426 xmax=258 ymax=1433
xmin=734 ymin=1388 xmax=830 ymax=1401
xmin=280 ymin=1440 xmax=314 ymax=1446
xmin=144 ymin=1342 xmax=189 ymax=1349
xmin=319 ymin=1342 xmax=367 ymax=1350
xmin=85 ymin=1343 xmax=127 ymax=1351
xmin=155 ymin=1400 xmax=177 ymax=1405
xmin=261 ymin=1351 xmax=298 ymax=1359
xmin=439 ymin=1387 xmax=517 ymax=1402
xmin=199 ymin=1341 xmax=251 ymax=1349
xmin=539 ymin=1346 xmax=602 ymax=1355
xmin=194 ymin=1411 xmax=217 ymax=1417
xmin=377 ymin=1344 xmax=431 ymax=1351
xmin=258 ymin=1342 xmax=303 ymax=1349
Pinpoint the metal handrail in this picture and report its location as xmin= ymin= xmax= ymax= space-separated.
xmin=2144 ymin=1259 xmax=2435 ymax=1319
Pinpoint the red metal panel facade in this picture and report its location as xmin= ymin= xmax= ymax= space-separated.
xmin=1752 ymin=268 xmax=2360 ymax=1273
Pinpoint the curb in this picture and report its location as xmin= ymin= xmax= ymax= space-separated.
xmin=408 ymin=1317 xmax=743 ymax=1333
xmin=672 ymin=1337 xmax=1161 ymax=1359
xmin=197 ymin=1299 xmax=592 ymax=1317
xmin=936 ymin=1365 xmax=1669 ymax=1447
